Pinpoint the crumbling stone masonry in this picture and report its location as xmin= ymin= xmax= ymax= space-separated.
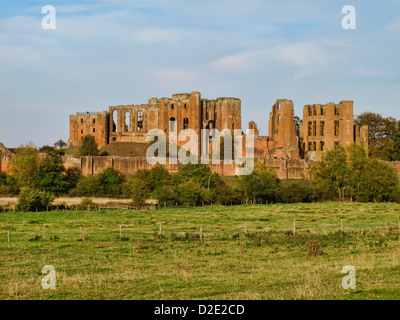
xmin=69 ymin=92 xmax=242 ymax=155
xmin=300 ymin=100 xmax=369 ymax=161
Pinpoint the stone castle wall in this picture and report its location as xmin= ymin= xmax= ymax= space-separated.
xmin=63 ymin=155 xmax=313 ymax=179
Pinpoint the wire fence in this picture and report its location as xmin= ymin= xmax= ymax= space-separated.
xmin=3 ymin=209 xmax=400 ymax=244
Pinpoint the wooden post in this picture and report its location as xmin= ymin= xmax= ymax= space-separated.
xmin=245 ymin=222 xmax=247 ymax=234
xmin=293 ymin=220 xmax=296 ymax=235
xmin=200 ymin=227 xmax=203 ymax=242
xmin=159 ymin=223 xmax=162 ymax=235
xmin=80 ymin=226 xmax=82 ymax=240
xmin=120 ymin=225 xmax=122 ymax=239
xmin=7 ymin=230 xmax=10 ymax=243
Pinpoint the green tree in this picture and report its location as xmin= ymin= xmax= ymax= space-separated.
xmin=358 ymin=159 xmax=399 ymax=202
xmin=66 ymin=168 xmax=82 ymax=189
xmin=79 ymin=135 xmax=99 ymax=156
xmin=177 ymin=181 xmax=203 ymax=206
xmin=354 ymin=112 xmax=397 ymax=160
xmin=278 ymin=180 xmax=315 ymax=203
xmin=131 ymin=179 xmax=149 ymax=208
xmin=312 ymin=145 xmax=350 ymax=200
xmin=34 ymin=150 xmax=69 ymax=196
xmin=241 ymin=161 xmax=279 ymax=203
xmin=150 ymin=165 xmax=172 ymax=190
xmin=75 ymin=175 xmax=102 ymax=197
xmin=153 ymin=185 xmax=178 ymax=206
xmin=0 ymin=172 xmax=6 ymax=186
xmin=97 ymin=168 xmax=125 ymax=197
xmin=294 ymin=116 xmax=302 ymax=137
xmin=17 ymin=187 xmax=55 ymax=212
xmin=173 ymin=164 xmax=223 ymax=189
xmin=391 ymin=121 xmax=400 ymax=161
xmin=10 ymin=145 xmax=41 ymax=190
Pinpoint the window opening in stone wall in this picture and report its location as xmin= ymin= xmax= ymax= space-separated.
xmin=112 ymin=110 xmax=117 ymax=132
xmin=125 ymin=111 xmax=130 ymax=132
xmin=169 ymin=117 xmax=176 ymax=132
xmin=334 ymin=120 xmax=340 ymax=136
xmin=137 ymin=111 xmax=143 ymax=131
xmin=183 ymin=117 xmax=189 ymax=129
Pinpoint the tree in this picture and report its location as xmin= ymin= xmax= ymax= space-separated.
xmin=10 ymin=145 xmax=41 ymax=190
xmin=34 ymin=150 xmax=69 ymax=196
xmin=312 ymin=144 xmax=399 ymax=202
xmin=391 ymin=121 xmax=400 ymax=161
xmin=177 ymin=181 xmax=203 ymax=206
xmin=354 ymin=112 xmax=397 ymax=160
xmin=153 ymin=185 xmax=178 ymax=206
xmin=97 ymin=168 xmax=125 ymax=197
xmin=358 ymin=159 xmax=399 ymax=202
xmin=241 ymin=161 xmax=279 ymax=203
xmin=17 ymin=187 xmax=54 ymax=212
xmin=0 ymin=172 xmax=6 ymax=186
xmin=294 ymin=116 xmax=302 ymax=137
xmin=79 ymin=135 xmax=99 ymax=156
xmin=75 ymin=175 xmax=102 ymax=197
xmin=66 ymin=168 xmax=82 ymax=190
xmin=173 ymin=164 xmax=223 ymax=189
xmin=131 ymin=179 xmax=149 ymax=208
xmin=278 ymin=180 xmax=315 ymax=203
xmin=312 ymin=145 xmax=350 ymax=200
xmin=150 ymin=165 xmax=172 ymax=191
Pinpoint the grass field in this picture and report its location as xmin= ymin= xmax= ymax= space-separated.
xmin=1 ymin=202 xmax=400 ymax=300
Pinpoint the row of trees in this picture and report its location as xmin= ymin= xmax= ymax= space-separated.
xmin=355 ymin=112 xmax=400 ymax=161
xmin=1 ymin=142 xmax=399 ymax=211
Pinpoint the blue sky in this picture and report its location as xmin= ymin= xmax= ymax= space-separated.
xmin=0 ymin=0 xmax=399 ymax=147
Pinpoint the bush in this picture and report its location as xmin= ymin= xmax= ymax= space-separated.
xmin=278 ymin=180 xmax=316 ymax=203
xmin=79 ymin=198 xmax=95 ymax=210
xmin=97 ymin=168 xmax=125 ymax=197
xmin=17 ymin=187 xmax=55 ymax=212
xmin=177 ymin=181 xmax=203 ymax=206
xmin=153 ymin=185 xmax=178 ymax=207
xmin=75 ymin=175 xmax=102 ymax=197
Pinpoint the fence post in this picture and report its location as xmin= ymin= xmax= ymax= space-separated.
xmin=159 ymin=223 xmax=162 ymax=236
xmin=200 ymin=227 xmax=203 ymax=242
xmin=293 ymin=220 xmax=296 ymax=235
xmin=245 ymin=222 xmax=247 ymax=234
xmin=7 ymin=230 xmax=10 ymax=243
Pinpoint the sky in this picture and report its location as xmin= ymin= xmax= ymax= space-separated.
xmin=0 ymin=0 xmax=399 ymax=147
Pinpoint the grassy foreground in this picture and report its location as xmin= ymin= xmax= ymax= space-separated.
xmin=1 ymin=202 xmax=400 ymax=300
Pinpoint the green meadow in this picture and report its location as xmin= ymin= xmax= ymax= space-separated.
xmin=1 ymin=202 xmax=400 ymax=300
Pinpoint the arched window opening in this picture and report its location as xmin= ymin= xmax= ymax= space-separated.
xmin=137 ymin=111 xmax=143 ymax=132
xmin=169 ymin=117 xmax=176 ymax=132
xmin=112 ymin=110 xmax=118 ymax=132
xmin=124 ymin=111 xmax=130 ymax=132
xmin=183 ymin=117 xmax=189 ymax=129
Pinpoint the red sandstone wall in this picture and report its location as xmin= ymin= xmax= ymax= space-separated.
xmin=62 ymin=155 xmax=312 ymax=179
